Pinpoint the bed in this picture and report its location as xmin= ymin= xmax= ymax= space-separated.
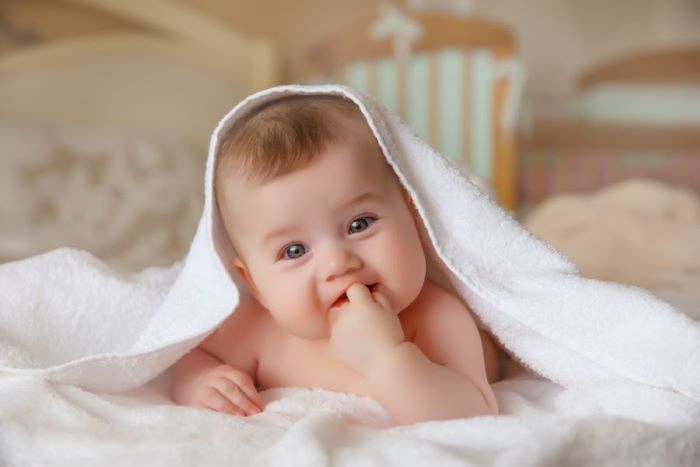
xmin=0 ymin=4 xmax=698 ymax=465
xmin=514 ymin=47 xmax=700 ymax=321
xmin=516 ymin=47 xmax=700 ymax=217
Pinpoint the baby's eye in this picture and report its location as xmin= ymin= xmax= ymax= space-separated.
xmin=348 ymin=216 xmax=375 ymax=234
xmin=280 ymin=243 xmax=307 ymax=260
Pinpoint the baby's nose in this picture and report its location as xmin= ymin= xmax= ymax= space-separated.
xmin=322 ymin=244 xmax=362 ymax=281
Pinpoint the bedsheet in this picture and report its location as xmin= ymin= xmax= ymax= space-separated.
xmin=1 ymin=368 xmax=699 ymax=467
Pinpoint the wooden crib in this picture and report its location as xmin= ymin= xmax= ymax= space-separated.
xmin=302 ymin=6 xmax=525 ymax=212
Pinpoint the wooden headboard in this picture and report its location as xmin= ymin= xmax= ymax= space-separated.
xmin=579 ymin=47 xmax=700 ymax=89
xmin=0 ymin=0 xmax=278 ymax=152
xmin=516 ymin=46 xmax=700 ymax=217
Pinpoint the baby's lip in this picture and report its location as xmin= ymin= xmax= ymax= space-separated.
xmin=330 ymin=283 xmax=379 ymax=309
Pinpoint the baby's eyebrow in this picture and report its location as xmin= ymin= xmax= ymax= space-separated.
xmin=339 ymin=191 xmax=379 ymax=210
xmin=263 ymin=225 xmax=300 ymax=245
xmin=262 ymin=191 xmax=379 ymax=245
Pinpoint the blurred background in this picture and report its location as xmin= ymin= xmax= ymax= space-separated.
xmin=0 ymin=0 xmax=698 ymax=316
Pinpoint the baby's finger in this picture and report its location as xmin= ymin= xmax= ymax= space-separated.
xmin=214 ymin=378 xmax=262 ymax=415
xmin=372 ymin=292 xmax=392 ymax=311
xmin=199 ymin=387 xmax=245 ymax=416
xmin=345 ymin=283 xmax=372 ymax=305
xmin=222 ymin=371 xmax=265 ymax=410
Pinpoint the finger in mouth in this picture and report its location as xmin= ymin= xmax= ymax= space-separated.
xmin=332 ymin=283 xmax=379 ymax=307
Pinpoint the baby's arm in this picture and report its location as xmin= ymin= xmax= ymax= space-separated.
xmin=367 ymin=289 xmax=498 ymax=424
xmin=170 ymin=294 xmax=266 ymax=416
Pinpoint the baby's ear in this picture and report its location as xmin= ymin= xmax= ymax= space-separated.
xmin=402 ymin=188 xmax=413 ymax=207
xmin=233 ymin=256 xmax=263 ymax=301
xmin=402 ymin=187 xmax=419 ymax=216
xmin=398 ymin=183 xmax=414 ymax=206
xmin=233 ymin=256 xmax=250 ymax=285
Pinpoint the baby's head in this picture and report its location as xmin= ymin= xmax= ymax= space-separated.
xmin=214 ymin=94 xmax=427 ymax=339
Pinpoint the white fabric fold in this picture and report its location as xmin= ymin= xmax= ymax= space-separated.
xmin=1 ymin=373 xmax=699 ymax=467
xmin=0 ymin=84 xmax=698 ymax=403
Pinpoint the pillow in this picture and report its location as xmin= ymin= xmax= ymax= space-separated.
xmin=524 ymin=179 xmax=700 ymax=318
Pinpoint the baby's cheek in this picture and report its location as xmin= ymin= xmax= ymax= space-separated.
xmin=387 ymin=227 xmax=425 ymax=273
xmin=266 ymin=281 xmax=325 ymax=337
xmin=375 ymin=232 xmax=426 ymax=308
xmin=265 ymin=283 xmax=296 ymax=316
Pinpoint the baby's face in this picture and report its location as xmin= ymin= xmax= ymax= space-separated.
xmin=220 ymin=121 xmax=427 ymax=340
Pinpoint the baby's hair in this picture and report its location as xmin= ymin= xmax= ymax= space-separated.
xmin=214 ymin=94 xmax=364 ymax=191
xmin=214 ymin=94 xmax=369 ymax=261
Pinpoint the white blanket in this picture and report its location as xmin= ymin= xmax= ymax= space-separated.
xmin=2 ymin=369 xmax=699 ymax=466
xmin=1 ymin=84 xmax=699 ymax=464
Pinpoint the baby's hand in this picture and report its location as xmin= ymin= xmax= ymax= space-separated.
xmin=189 ymin=364 xmax=264 ymax=417
xmin=329 ymin=283 xmax=405 ymax=375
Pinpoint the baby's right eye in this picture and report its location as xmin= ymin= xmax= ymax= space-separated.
xmin=280 ymin=243 xmax=307 ymax=260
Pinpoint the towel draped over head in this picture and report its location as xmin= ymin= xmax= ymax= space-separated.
xmin=0 ymin=84 xmax=698 ymax=401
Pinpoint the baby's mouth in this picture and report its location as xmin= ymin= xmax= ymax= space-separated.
xmin=332 ymin=295 xmax=349 ymax=308
xmin=331 ymin=283 xmax=378 ymax=308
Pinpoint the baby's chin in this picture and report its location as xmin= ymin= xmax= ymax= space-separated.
xmin=278 ymin=319 xmax=332 ymax=341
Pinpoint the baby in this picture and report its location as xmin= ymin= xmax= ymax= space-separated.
xmin=170 ymin=94 xmax=502 ymax=425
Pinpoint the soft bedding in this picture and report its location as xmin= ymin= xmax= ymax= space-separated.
xmin=1 ymin=368 xmax=698 ymax=466
xmin=525 ymin=179 xmax=700 ymax=320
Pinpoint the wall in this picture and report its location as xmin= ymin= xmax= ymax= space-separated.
xmin=181 ymin=0 xmax=700 ymax=97
xmin=3 ymin=0 xmax=699 ymax=99
xmin=469 ymin=0 xmax=700 ymax=97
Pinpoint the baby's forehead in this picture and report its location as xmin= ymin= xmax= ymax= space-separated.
xmin=238 ymin=148 xmax=394 ymax=208
xmin=223 ymin=115 xmax=399 ymax=205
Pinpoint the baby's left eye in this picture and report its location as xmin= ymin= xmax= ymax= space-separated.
xmin=348 ymin=216 xmax=375 ymax=234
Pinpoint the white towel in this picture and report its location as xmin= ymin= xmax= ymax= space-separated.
xmin=0 ymin=84 xmax=698 ymax=404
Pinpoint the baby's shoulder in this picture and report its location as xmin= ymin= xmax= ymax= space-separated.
xmin=408 ymin=280 xmax=468 ymax=317
xmin=406 ymin=280 xmax=487 ymax=371
xmin=401 ymin=280 xmax=470 ymax=336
